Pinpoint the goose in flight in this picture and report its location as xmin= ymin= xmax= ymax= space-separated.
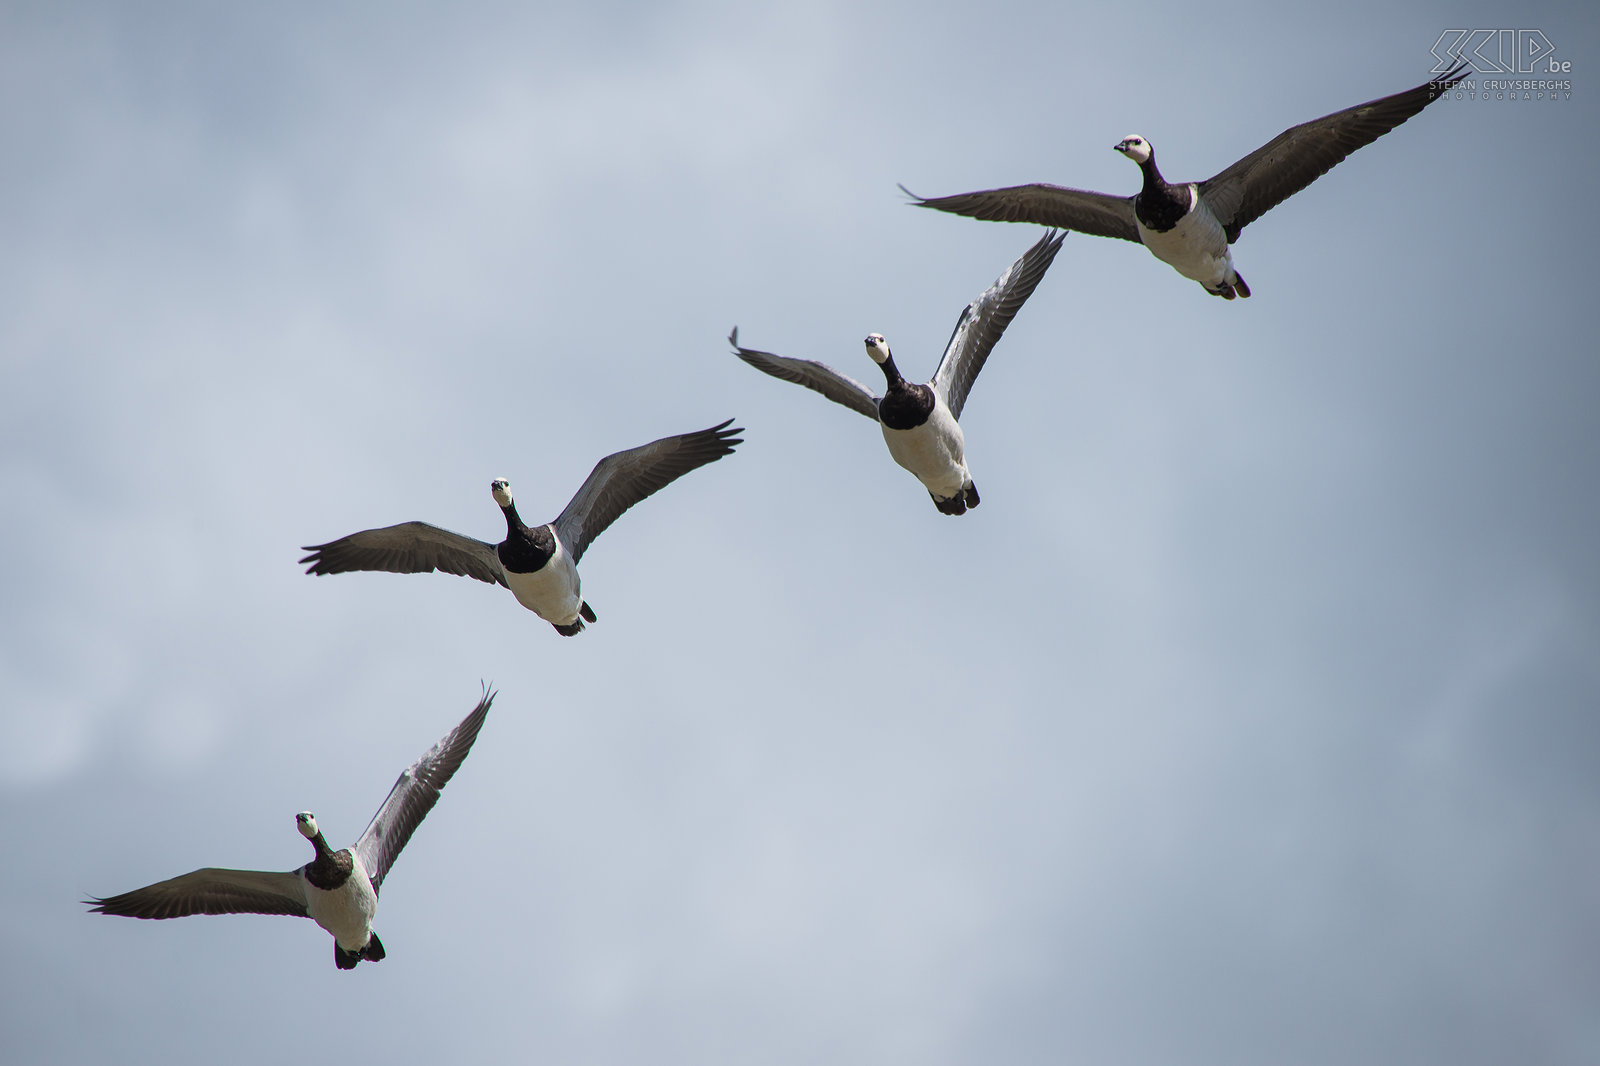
xmin=88 ymin=686 xmax=494 ymax=970
xmin=730 ymin=230 xmax=1062 ymax=514
xmin=902 ymin=63 xmax=1468 ymax=298
xmin=300 ymin=420 xmax=742 ymax=635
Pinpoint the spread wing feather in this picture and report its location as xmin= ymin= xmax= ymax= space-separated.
xmin=553 ymin=421 xmax=743 ymax=564
xmin=300 ymin=521 xmax=507 ymax=588
xmin=932 ymin=230 xmax=1065 ymax=421
xmin=901 ymin=182 xmax=1140 ymax=243
xmin=1200 ymin=62 xmax=1470 ymax=242
xmin=87 ymin=868 xmax=309 ymax=920
xmin=355 ymin=686 xmax=494 ymax=894
xmin=729 ymin=328 xmax=881 ymax=421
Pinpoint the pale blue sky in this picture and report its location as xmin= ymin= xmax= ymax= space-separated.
xmin=2 ymin=2 xmax=1596 ymax=1063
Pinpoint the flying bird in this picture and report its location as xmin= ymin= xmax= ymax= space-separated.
xmin=300 ymin=420 xmax=742 ymax=635
xmin=901 ymin=63 xmax=1469 ymax=298
xmin=730 ymin=229 xmax=1062 ymax=514
xmin=88 ymin=686 xmax=494 ymax=970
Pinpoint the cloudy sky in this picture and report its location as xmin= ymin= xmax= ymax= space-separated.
xmin=3 ymin=1 xmax=1596 ymax=1063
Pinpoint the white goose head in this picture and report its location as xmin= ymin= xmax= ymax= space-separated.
xmin=490 ymin=478 xmax=513 ymax=508
xmin=296 ymin=812 xmax=320 ymax=840
xmin=1114 ymin=134 xmax=1152 ymax=166
xmin=864 ymin=333 xmax=891 ymax=365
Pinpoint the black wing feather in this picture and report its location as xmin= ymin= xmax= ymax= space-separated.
xmin=729 ymin=327 xmax=882 ymax=421
xmin=1200 ymin=63 xmax=1470 ymax=242
xmin=355 ymin=686 xmax=494 ymax=894
xmin=901 ymin=182 xmax=1140 ymax=243
xmin=87 ymin=868 xmax=309 ymax=920
xmin=932 ymin=230 xmax=1065 ymax=421
xmin=553 ymin=421 xmax=743 ymax=564
xmin=300 ymin=521 xmax=507 ymax=588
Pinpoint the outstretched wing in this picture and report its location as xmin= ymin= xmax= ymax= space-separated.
xmin=901 ymin=182 xmax=1140 ymax=243
xmin=553 ymin=420 xmax=743 ymax=564
xmin=729 ymin=327 xmax=881 ymax=421
xmin=87 ymin=868 xmax=309 ymax=920
xmin=1200 ymin=62 xmax=1470 ymax=242
xmin=300 ymin=521 xmax=507 ymax=588
xmin=355 ymin=686 xmax=495 ymax=895
xmin=932 ymin=230 xmax=1065 ymax=421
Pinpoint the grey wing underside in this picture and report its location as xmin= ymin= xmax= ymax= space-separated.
xmin=553 ymin=419 xmax=744 ymax=564
xmin=356 ymin=686 xmax=495 ymax=894
xmin=729 ymin=327 xmax=881 ymax=421
xmin=1200 ymin=61 xmax=1470 ymax=242
xmin=932 ymin=229 xmax=1065 ymax=422
xmin=901 ymin=182 xmax=1140 ymax=243
xmin=300 ymin=521 xmax=507 ymax=588
xmin=87 ymin=868 xmax=309 ymax=920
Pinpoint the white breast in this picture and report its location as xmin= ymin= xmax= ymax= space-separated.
xmin=504 ymin=539 xmax=583 ymax=626
xmin=880 ymin=399 xmax=969 ymax=501
xmin=1137 ymin=185 xmax=1234 ymax=288
xmin=302 ymin=855 xmax=379 ymax=951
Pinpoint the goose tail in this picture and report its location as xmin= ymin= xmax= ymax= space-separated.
xmin=335 ymin=932 xmax=386 ymax=969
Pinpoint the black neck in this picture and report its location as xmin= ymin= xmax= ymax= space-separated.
xmin=303 ymin=832 xmax=354 ymax=890
xmin=877 ymin=353 xmax=906 ymax=388
xmin=1138 ymin=154 xmax=1167 ymax=193
xmin=1133 ymin=152 xmax=1191 ymax=232
xmin=308 ymin=831 xmax=335 ymax=862
xmin=875 ymin=355 xmax=936 ymax=430
xmin=498 ymin=515 xmax=556 ymax=573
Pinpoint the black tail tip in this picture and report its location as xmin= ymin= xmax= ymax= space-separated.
xmin=1211 ymin=273 xmax=1250 ymax=299
xmin=336 ymin=933 xmax=386 ymax=969
xmin=932 ymin=492 xmax=969 ymax=516
xmin=553 ymin=618 xmax=587 ymax=636
xmin=965 ymin=483 xmax=980 ymax=508
xmin=580 ymin=601 xmax=597 ymax=623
